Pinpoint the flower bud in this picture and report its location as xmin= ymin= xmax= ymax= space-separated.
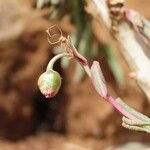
xmin=38 ymin=70 xmax=62 ymax=98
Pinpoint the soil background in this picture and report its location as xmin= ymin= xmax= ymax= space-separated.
xmin=0 ymin=0 xmax=149 ymax=149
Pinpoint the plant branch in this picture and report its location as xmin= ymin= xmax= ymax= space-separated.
xmin=90 ymin=61 xmax=150 ymax=133
xmin=40 ymin=25 xmax=150 ymax=133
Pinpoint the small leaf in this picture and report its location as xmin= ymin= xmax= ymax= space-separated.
xmin=91 ymin=61 xmax=107 ymax=97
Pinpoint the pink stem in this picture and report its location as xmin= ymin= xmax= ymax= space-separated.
xmin=104 ymin=94 xmax=140 ymax=122
xmin=64 ymin=38 xmax=140 ymax=122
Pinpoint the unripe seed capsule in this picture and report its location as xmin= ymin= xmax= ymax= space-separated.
xmin=38 ymin=70 xmax=62 ymax=98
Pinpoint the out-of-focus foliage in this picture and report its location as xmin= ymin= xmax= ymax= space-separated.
xmin=100 ymin=44 xmax=124 ymax=85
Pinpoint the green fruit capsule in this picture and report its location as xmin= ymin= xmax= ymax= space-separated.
xmin=38 ymin=70 xmax=62 ymax=98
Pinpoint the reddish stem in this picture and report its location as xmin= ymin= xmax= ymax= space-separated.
xmin=59 ymin=36 xmax=140 ymax=122
xmin=104 ymin=94 xmax=140 ymax=122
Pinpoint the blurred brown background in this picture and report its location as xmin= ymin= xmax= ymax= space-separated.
xmin=0 ymin=0 xmax=149 ymax=149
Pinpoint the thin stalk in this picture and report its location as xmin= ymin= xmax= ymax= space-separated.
xmin=46 ymin=53 xmax=71 ymax=71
